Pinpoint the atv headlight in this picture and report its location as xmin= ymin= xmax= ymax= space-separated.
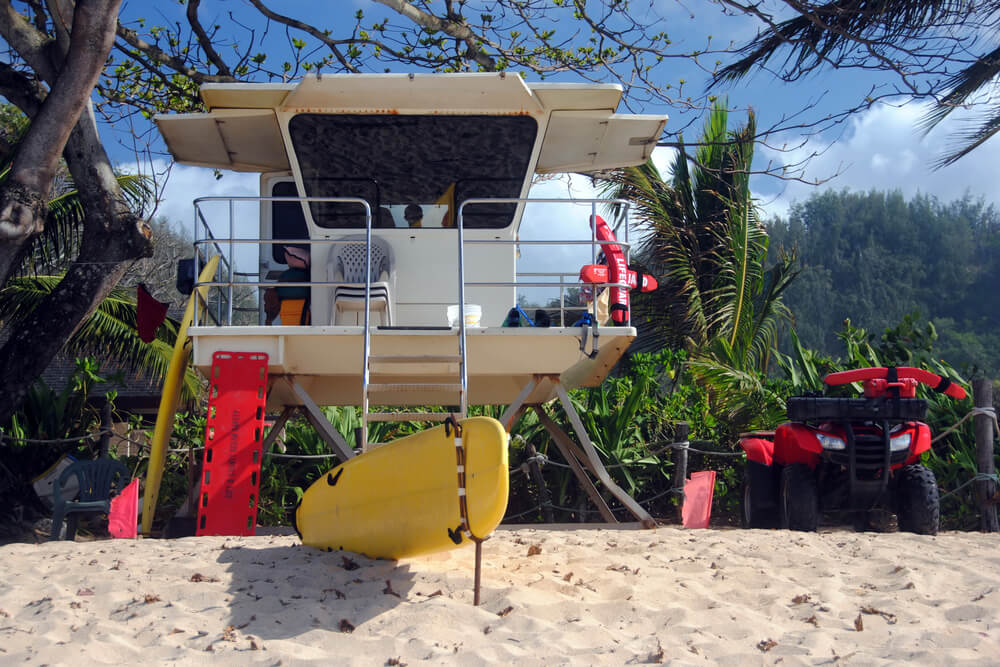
xmin=816 ymin=433 xmax=846 ymax=450
xmin=889 ymin=432 xmax=912 ymax=452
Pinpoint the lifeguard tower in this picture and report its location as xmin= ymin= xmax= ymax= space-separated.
xmin=149 ymin=73 xmax=667 ymax=534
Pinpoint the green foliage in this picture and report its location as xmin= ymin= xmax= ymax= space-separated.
xmin=767 ymin=190 xmax=1000 ymax=378
xmin=4 ymin=357 xmax=113 ymax=446
xmin=0 ymin=276 xmax=200 ymax=400
xmin=0 ymin=357 xmax=121 ymax=528
xmin=596 ymin=102 xmax=796 ymax=435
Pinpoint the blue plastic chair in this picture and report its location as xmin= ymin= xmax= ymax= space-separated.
xmin=50 ymin=459 xmax=131 ymax=540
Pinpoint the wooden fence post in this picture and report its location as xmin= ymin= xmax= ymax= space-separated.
xmin=973 ymin=378 xmax=998 ymax=532
xmin=671 ymin=421 xmax=690 ymax=522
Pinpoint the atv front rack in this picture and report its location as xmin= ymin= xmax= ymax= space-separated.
xmin=786 ymin=396 xmax=927 ymax=422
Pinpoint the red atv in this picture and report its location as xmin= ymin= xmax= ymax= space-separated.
xmin=739 ymin=367 xmax=967 ymax=535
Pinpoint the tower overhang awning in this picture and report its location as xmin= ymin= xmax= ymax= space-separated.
xmin=535 ymin=112 xmax=667 ymax=173
xmin=154 ymin=109 xmax=290 ymax=172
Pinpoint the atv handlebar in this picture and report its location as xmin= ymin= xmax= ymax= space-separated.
xmin=823 ymin=366 xmax=967 ymax=400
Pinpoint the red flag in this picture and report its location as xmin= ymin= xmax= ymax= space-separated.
xmin=109 ymin=478 xmax=139 ymax=539
xmin=681 ymin=470 xmax=716 ymax=529
xmin=136 ymin=283 xmax=169 ymax=343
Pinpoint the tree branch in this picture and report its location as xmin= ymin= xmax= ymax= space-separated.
xmin=0 ymin=0 xmax=58 ymax=82
xmin=186 ymin=0 xmax=233 ymax=77
xmin=0 ymin=0 xmax=123 ymax=282
xmin=246 ymin=0 xmax=360 ymax=73
xmin=115 ymin=20 xmax=236 ymax=84
xmin=373 ymin=0 xmax=497 ymax=70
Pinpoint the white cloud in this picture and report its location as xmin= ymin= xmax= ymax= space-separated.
xmin=121 ymin=160 xmax=261 ymax=272
xmin=754 ymin=103 xmax=1000 ymax=218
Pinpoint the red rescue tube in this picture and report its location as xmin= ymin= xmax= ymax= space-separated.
xmin=578 ymin=264 xmax=658 ymax=292
xmin=824 ymin=367 xmax=967 ymax=400
xmin=590 ymin=215 xmax=630 ymax=324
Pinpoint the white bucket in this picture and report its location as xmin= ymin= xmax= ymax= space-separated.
xmin=447 ymin=304 xmax=482 ymax=327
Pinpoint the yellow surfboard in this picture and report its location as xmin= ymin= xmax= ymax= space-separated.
xmin=141 ymin=255 xmax=221 ymax=535
xmin=296 ymin=416 xmax=509 ymax=559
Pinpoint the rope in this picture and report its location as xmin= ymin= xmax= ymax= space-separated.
xmin=508 ymin=439 xmax=742 ymax=474
xmin=0 ymin=428 xmax=113 ymax=445
xmin=57 ymin=430 xmax=339 ymax=460
xmin=511 ymin=452 xmax=551 ymax=475
xmin=621 ymin=439 xmax=745 ymax=461
xmin=932 ymin=407 xmax=998 ymax=445
xmin=263 ymin=451 xmax=338 ymax=460
xmin=939 ymin=473 xmax=1000 ymax=500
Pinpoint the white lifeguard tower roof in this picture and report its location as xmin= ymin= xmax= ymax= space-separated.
xmin=155 ymin=73 xmax=666 ymax=175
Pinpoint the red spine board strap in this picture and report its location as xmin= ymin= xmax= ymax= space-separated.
xmin=823 ymin=366 xmax=967 ymax=400
xmin=197 ymin=351 xmax=270 ymax=537
xmin=578 ymin=264 xmax=658 ymax=292
xmin=590 ymin=215 xmax=630 ymax=324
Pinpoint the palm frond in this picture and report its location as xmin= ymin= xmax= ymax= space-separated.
xmin=713 ymin=0 xmax=960 ymax=84
xmin=931 ymin=107 xmax=1000 ymax=168
xmin=0 ymin=275 xmax=201 ymax=399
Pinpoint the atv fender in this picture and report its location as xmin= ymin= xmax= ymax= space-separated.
xmin=773 ymin=423 xmax=823 ymax=469
xmin=906 ymin=422 xmax=932 ymax=461
xmin=739 ymin=438 xmax=775 ymax=466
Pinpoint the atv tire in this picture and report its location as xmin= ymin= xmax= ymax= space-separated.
xmin=740 ymin=471 xmax=778 ymax=528
xmin=896 ymin=464 xmax=939 ymax=535
xmin=741 ymin=464 xmax=779 ymax=529
xmin=779 ymin=464 xmax=819 ymax=531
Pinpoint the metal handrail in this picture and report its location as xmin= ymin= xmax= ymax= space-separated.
xmin=457 ymin=197 xmax=632 ymax=358
xmin=189 ymin=195 xmax=635 ymax=329
xmin=190 ymin=196 xmax=372 ymax=327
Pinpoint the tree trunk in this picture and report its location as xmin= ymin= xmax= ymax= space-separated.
xmin=0 ymin=0 xmax=124 ymax=284
xmin=0 ymin=0 xmax=149 ymax=425
xmin=0 ymin=101 xmax=152 ymax=424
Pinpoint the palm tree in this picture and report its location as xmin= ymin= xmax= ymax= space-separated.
xmin=713 ymin=1 xmax=1000 ymax=167
xmin=597 ymin=101 xmax=797 ymax=430
xmin=0 ymin=108 xmax=199 ymax=399
xmin=599 ymin=102 xmax=796 ymax=365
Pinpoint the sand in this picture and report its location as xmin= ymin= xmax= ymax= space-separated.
xmin=1 ymin=525 xmax=998 ymax=665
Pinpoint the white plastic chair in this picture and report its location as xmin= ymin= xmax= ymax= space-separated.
xmin=327 ymin=234 xmax=395 ymax=325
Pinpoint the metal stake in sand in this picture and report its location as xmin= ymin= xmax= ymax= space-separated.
xmin=446 ymin=416 xmax=486 ymax=605
xmin=474 ymin=538 xmax=483 ymax=606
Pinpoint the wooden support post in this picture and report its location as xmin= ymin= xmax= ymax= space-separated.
xmin=499 ymin=377 xmax=537 ymax=432
xmin=261 ymin=406 xmax=295 ymax=454
xmin=288 ymin=379 xmax=355 ymax=462
xmin=973 ymin=379 xmax=998 ymax=532
xmin=98 ymin=402 xmax=112 ymax=458
xmin=671 ymin=421 xmax=690 ymax=523
xmin=526 ymin=441 xmax=554 ymax=523
xmin=553 ymin=382 xmax=656 ymax=528
xmin=534 ymin=407 xmax=618 ymax=523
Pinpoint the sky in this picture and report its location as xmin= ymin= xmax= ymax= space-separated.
xmin=118 ymin=0 xmax=1000 ymax=280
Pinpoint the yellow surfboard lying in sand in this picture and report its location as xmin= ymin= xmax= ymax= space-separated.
xmin=295 ymin=416 xmax=509 ymax=559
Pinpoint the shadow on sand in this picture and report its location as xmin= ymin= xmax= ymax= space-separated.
xmin=214 ymin=536 xmax=416 ymax=640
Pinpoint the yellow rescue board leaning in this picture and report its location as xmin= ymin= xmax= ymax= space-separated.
xmin=141 ymin=255 xmax=220 ymax=535
xmin=296 ymin=416 xmax=509 ymax=560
